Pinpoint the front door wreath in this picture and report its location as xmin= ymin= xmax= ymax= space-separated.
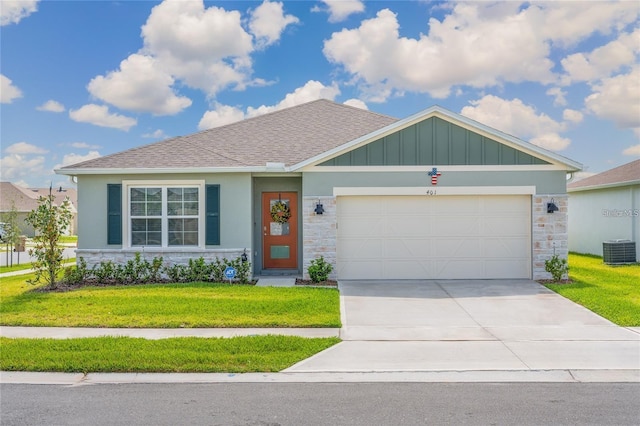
xmin=270 ymin=201 xmax=291 ymax=223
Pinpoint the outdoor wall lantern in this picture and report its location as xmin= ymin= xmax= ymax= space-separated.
xmin=241 ymin=249 xmax=248 ymax=263
xmin=314 ymin=200 xmax=325 ymax=215
xmin=547 ymin=198 xmax=559 ymax=213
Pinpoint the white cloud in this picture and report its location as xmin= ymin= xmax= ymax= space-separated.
xmin=88 ymin=54 xmax=192 ymax=116
xmin=585 ymin=67 xmax=640 ymax=131
xmin=623 ymin=144 xmax=640 ymax=156
xmin=323 ymin=2 xmax=639 ymax=101
xmin=343 ymin=98 xmax=368 ymax=110
xmin=67 ymin=142 xmax=101 ymax=149
xmin=1 ymin=0 xmax=38 ymax=26
xmin=561 ymin=29 xmax=640 ymax=84
xmin=461 ymin=95 xmax=571 ymax=151
xmin=142 ymin=129 xmax=169 ymax=139
xmin=198 ymin=104 xmax=246 ymax=130
xmin=0 ymin=154 xmax=45 ymax=181
xmin=249 ymin=1 xmax=299 ymax=49
xmin=546 ymin=87 xmax=567 ymax=107
xmin=562 ymin=109 xmax=584 ymax=124
xmin=199 ymin=80 xmax=341 ymax=129
xmin=246 ymin=80 xmax=340 ymax=117
xmin=140 ymin=0 xmax=253 ymax=95
xmin=69 ymin=104 xmax=137 ymax=131
xmin=1 ymin=74 xmax=23 ymax=103
xmin=36 ymin=99 xmax=65 ymax=113
xmin=54 ymin=151 xmax=102 ymax=170
xmin=4 ymin=142 xmax=48 ymax=155
xmin=312 ymin=0 xmax=364 ymax=23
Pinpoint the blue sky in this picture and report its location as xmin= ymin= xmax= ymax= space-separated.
xmin=1 ymin=0 xmax=639 ymax=188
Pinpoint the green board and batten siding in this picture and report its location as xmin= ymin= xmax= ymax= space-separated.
xmin=319 ymin=117 xmax=549 ymax=167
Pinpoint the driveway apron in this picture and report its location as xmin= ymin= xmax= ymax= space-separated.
xmin=285 ymin=280 xmax=640 ymax=373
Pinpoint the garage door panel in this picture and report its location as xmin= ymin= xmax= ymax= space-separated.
xmin=339 ymin=217 xmax=384 ymax=237
xmin=484 ymin=217 xmax=529 ymax=235
xmin=340 ymin=238 xmax=383 ymax=258
xmin=337 ymin=195 xmax=531 ymax=280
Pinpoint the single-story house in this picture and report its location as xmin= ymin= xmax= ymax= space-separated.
xmin=57 ymin=99 xmax=581 ymax=280
xmin=0 ymin=182 xmax=78 ymax=237
xmin=568 ymin=159 xmax=639 ymax=262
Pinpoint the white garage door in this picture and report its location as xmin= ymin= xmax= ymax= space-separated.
xmin=337 ymin=195 xmax=531 ymax=280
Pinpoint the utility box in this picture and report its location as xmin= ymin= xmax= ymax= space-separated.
xmin=602 ymin=240 xmax=636 ymax=264
xmin=15 ymin=236 xmax=26 ymax=252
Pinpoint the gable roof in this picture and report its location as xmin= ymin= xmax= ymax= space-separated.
xmin=57 ymin=99 xmax=398 ymax=174
xmin=291 ymin=105 xmax=582 ymax=171
xmin=0 ymin=182 xmax=77 ymax=213
xmin=57 ymin=100 xmax=581 ymax=176
xmin=568 ymin=159 xmax=640 ymax=192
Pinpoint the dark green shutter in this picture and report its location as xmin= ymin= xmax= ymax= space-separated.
xmin=206 ymin=185 xmax=220 ymax=245
xmin=107 ymin=184 xmax=122 ymax=245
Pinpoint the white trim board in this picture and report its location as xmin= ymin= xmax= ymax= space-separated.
xmin=333 ymin=186 xmax=536 ymax=197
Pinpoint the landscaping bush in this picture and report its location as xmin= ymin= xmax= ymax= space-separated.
xmin=545 ymin=254 xmax=569 ymax=282
xmin=308 ymin=256 xmax=333 ymax=283
xmin=56 ymin=254 xmax=252 ymax=287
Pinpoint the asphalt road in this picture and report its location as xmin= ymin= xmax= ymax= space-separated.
xmin=2 ymin=383 xmax=639 ymax=425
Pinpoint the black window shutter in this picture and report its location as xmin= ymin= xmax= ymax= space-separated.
xmin=107 ymin=184 xmax=122 ymax=245
xmin=206 ymin=184 xmax=220 ymax=245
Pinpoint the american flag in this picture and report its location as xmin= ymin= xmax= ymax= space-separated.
xmin=428 ymin=167 xmax=441 ymax=185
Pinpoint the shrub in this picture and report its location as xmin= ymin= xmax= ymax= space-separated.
xmin=545 ymin=254 xmax=569 ymax=282
xmin=92 ymin=260 xmax=116 ymax=283
xmin=308 ymin=256 xmax=333 ymax=283
xmin=62 ymin=257 xmax=89 ymax=285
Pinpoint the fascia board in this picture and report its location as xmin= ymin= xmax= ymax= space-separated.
xmin=55 ymin=166 xmax=286 ymax=175
xmin=568 ymin=180 xmax=640 ymax=192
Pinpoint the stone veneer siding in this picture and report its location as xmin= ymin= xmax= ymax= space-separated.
xmin=303 ymin=194 xmax=569 ymax=281
xmin=76 ymin=248 xmax=250 ymax=277
xmin=302 ymin=196 xmax=338 ymax=280
xmin=532 ymin=194 xmax=569 ymax=280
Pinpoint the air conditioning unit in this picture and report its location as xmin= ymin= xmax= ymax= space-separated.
xmin=602 ymin=240 xmax=636 ymax=264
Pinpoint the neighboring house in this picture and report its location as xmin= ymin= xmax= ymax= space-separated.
xmin=0 ymin=182 xmax=78 ymax=237
xmin=56 ymin=99 xmax=581 ymax=280
xmin=568 ymin=159 xmax=640 ymax=261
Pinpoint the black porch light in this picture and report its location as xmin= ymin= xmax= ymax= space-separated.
xmin=314 ymin=200 xmax=324 ymax=215
xmin=547 ymin=198 xmax=559 ymax=213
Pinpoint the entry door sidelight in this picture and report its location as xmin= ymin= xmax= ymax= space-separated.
xmin=262 ymin=192 xmax=298 ymax=269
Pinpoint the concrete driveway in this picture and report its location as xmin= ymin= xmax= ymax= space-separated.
xmin=285 ymin=280 xmax=640 ymax=374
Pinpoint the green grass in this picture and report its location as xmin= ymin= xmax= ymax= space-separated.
xmin=0 ymin=274 xmax=341 ymax=328
xmin=545 ymin=253 xmax=640 ymax=326
xmin=0 ymin=335 xmax=340 ymax=373
xmin=59 ymin=235 xmax=78 ymax=244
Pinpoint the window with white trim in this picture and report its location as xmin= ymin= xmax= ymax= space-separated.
xmin=129 ymin=185 xmax=200 ymax=247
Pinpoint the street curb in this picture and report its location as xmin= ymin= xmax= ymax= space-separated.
xmin=2 ymin=370 xmax=639 ymax=385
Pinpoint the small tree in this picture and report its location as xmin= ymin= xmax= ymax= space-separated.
xmin=1 ymin=201 xmax=21 ymax=266
xmin=25 ymin=191 xmax=73 ymax=288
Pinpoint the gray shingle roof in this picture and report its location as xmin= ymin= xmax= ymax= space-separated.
xmin=568 ymin=159 xmax=640 ymax=190
xmin=60 ymin=99 xmax=398 ymax=171
xmin=0 ymin=182 xmax=77 ymax=212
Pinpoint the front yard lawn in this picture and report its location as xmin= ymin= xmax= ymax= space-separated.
xmin=544 ymin=253 xmax=640 ymax=326
xmin=0 ymin=335 xmax=340 ymax=373
xmin=0 ymin=274 xmax=341 ymax=328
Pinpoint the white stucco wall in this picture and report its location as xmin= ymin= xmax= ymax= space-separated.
xmin=568 ymin=185 xmax=639 ymax=260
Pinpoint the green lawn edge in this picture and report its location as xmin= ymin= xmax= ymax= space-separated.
xmin=543 ymin=252 xmax=640 ymax=327
xmin=0 ymin=335 xmax=341 ymax=373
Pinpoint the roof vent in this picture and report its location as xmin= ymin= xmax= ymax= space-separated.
xmin=602 ymin=240 xmax=636 ymax=265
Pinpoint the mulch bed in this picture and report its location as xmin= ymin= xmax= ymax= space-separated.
xmin=295 ymin=278 xmax=338 ymax=287
xmin=536 ymin=279 xmax=573 ymax=285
